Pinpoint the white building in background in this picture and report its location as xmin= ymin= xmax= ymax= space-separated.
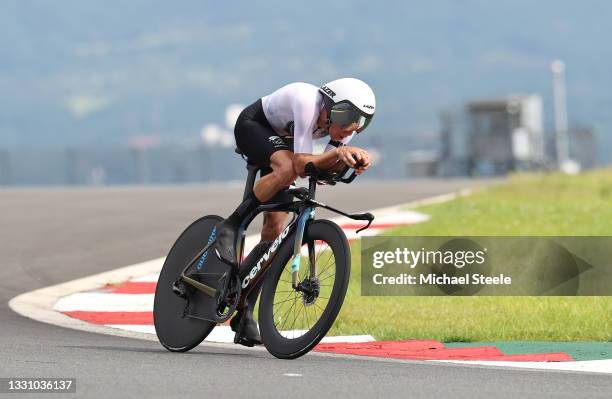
xmin=435 ymin=94 xmax=597 ymax=177
xmin=464 ymin=94 xmax=546 ymax=175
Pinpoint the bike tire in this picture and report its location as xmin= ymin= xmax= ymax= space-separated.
xmin=154 ymin=214 xmax=225 ymax=352
xmin=258 ymin=219 xmax=350 ymax=359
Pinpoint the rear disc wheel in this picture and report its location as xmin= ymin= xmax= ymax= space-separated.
xmin=154 ymin=215 xmax=229 ymax=352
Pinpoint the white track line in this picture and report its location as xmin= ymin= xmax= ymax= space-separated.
xmin=54 ymin=293 xmax=154 ymax=312
xmin=130 ymin=274 xmax=161 ymax=283
xmin=434 ymin=359 xmax=612 ymax=374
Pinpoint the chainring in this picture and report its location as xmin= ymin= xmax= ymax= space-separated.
xmin=212 ymin=271 xmax=241 ymax=323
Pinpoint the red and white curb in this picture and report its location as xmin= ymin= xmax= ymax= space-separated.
xmin=314 ymin=341 xmax=612 ymax=374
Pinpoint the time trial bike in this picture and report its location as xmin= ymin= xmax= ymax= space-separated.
xmin=153 ymin=149 xmax=373 ymax=359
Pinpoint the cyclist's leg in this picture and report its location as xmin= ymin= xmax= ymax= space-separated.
xmin=222 ymin=99 xmax=296 ymax=345
xmin=245 ymin=210 xmax=289 ymax=308
xmin=252 ymin=150 xmax=296 ymax=202
xmin=262 ymin=211 xmax=290 ymax=242
xmin=215 ymin=100 xmax=294 ymax=265
xmin=248 ymin=165 xmax=293 ymax=301
xmin=234 ymin=100 xmax=296 ymax=201
xmin=233 ymin=208 xmax=291 ymax=346
xmin=231 ymin=239 xmax=271 ymax=346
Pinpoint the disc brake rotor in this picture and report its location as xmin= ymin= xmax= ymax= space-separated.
xmin=300 ymin=277 xmax=320 ymax=307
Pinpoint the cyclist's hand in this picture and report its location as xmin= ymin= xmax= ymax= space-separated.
xmin=337 ymin=146 xmax=370 ymax=167
xmin=337 ymin=146 xmax=371 ymax=174
xmin=354 ymin=161 xmax=369 ymax=175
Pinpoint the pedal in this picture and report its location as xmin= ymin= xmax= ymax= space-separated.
xmin=172 ymin=279 xmax=188 ymax=299
xmin=233 ymin=332 xmax=256 ymax=347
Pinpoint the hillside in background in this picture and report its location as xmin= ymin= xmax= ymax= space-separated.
xmin=1 ymin=0 xmax=610 ymax=166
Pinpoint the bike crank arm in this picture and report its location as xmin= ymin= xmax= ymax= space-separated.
xmin=180 ymin=274 xmax=217 ymax=298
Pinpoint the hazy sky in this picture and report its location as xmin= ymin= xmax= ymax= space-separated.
xmin=1 ymin=1 xmax=610 ymax=161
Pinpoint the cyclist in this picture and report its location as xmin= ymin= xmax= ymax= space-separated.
xmin=215 ymin=78 xmax=376 ymax=346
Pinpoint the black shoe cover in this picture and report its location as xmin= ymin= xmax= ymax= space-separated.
xmin=230 ymin=311 xmax=262 ymax=347
xmin=214 ymin=219 xmax=239 ymax=266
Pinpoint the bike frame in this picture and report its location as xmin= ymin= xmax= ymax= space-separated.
xmin=179 ymin=159 xmax=373 ymax=309
xmin=235 ymin=177 xmax=318 ymax=307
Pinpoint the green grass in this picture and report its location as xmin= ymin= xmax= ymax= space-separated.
xmin=327 ymin=169 xmax=612 ymax=342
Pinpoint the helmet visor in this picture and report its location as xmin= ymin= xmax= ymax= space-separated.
xmin=329 ymin=102 xmax=373 ymax=133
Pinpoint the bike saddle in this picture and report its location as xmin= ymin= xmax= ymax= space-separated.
xmin=235 ymin=147 xmax=259 ymax=167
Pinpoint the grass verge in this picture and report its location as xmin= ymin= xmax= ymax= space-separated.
xmin=329 ymin=169 xmax=612 ymax=342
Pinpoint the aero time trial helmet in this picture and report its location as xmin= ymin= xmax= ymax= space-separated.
xmin=319 ymin=78 xmax=375 ymax=133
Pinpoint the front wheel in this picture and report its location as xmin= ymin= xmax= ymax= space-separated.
xmin=258 ymin=220 xmax=351 ymax=359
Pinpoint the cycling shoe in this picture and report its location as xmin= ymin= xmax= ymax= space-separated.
xmin=230 ymin=310 xmax=262 ymax=347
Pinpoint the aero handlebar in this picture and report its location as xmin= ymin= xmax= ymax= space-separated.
xmin=304 ymin=158 xmax=363 ymax=186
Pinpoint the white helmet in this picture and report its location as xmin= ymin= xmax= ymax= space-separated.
xmin=319 ymin=78 xmax=376 ymax=133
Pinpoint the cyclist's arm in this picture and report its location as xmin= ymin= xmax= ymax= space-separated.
xmin=322 ymin=139 xmax=351 ymax=173
xmin=293 ymin=150 xmax=340 ymax=177
xmin=294 ymin=144 xmax=371 ymax=177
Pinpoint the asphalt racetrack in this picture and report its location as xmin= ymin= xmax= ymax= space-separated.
xmin=2 ymin=179 xmax=610 ymax=398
